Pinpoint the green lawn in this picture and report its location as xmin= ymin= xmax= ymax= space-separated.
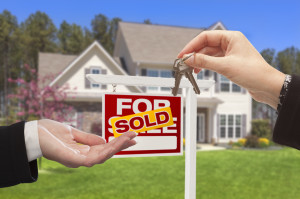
xmin=1 ymin=148 xmax=300 ymax=199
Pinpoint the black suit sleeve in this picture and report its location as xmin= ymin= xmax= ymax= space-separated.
xmin=273 ymin=75 xmax=300 ymax=150
xmin=0 ymin=121 xmax=38 ymax=188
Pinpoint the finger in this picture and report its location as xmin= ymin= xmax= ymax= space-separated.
xmin=198 ymin=46 xmax=225 ymax=57
xmin=105 ymin=131 xmax=137 ymax=153
xmin=71 ymin=128 xmax=106 ymax=146
xmin=194 ymin=68 xmax=202 ymax=74
xmin=178 ymin=30 xmax=230 ymax=58
xmin=184 ymin=53 xmax=227 ymax=73
xmin=83 ymin=132 xmax=137 ymax=166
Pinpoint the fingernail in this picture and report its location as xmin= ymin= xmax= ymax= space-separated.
xmin=183 ymin=53 xmax=194 ymax=66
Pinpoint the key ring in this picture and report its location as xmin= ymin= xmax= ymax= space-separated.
xmin=112 ymin=84 xmax=117 ymax=92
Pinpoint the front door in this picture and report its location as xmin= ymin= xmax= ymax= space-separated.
xmin=197 ymin=113 xmax=205 ymax=142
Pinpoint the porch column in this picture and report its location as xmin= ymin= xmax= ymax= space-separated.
xmin=211 ymin=107 xmax=218 ymax=144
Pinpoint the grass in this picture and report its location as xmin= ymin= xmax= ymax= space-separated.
xmin=1 ymin=148 xmax=300 ymax=199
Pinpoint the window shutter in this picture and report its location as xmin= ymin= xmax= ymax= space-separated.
xmin=101 ymin=69 xmax=107 ymax=90
xmin=214 ymin=72 xmax=220 ymax=93
xmin=141 ymin=68 xmax=147 ymax=76
xmin=217 ymin=114 xmax=220 ymax=139
xmin=242 ymin=114 xmax=247 ymax=137
xmin=85 ymin=68 xmax=91 ymax=89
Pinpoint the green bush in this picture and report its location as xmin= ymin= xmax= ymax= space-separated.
xmin=259 ymin=142 xmax=269 ymax=148
xmin=232 ymin=142 xmax=243 ymax=147
xmin=245 ymin=135 xmax=259 ymax=148
xmin=251 ymin=119 xmax=271 ymax=138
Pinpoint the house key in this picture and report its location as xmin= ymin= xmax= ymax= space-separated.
xmin=172 ymin=53 xmax=200 ymax=96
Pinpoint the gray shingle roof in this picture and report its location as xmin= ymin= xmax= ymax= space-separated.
xmin=38 ymin=52 xmax=77 ymax=85
xmin=118 ymin=22 xmax=206 ymax=64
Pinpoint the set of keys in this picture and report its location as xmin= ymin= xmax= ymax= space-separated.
xmin=172 ymin=53 xmax=201 ymax=96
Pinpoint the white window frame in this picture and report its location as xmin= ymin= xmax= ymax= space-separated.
xmin=219 ymin=74 xmax=241 ymax=93
xmin=146 ymin=69 xmax=172 ymax=92
xmin=219 ymin=114 xmax=242 ymax=139
xmin=90 ymin=66 xmax=102 ymax=89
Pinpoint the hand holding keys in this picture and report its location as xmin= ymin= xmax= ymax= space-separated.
xmin=172 ymin=53 xmax=201 ymax=96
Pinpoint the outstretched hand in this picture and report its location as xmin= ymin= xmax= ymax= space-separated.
xmin=178 ymin=30 xmax=285 ymax=109
xmin=37 ymin=119 xmax=137 ymax=168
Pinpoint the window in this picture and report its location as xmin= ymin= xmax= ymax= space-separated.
xmin=219 ymin=114 xmax=243 ymax=139
xmin=146 ymin=69 xmax=172 ymax=92
xmin=90 ymin=67 xmax=102 ymax=88
xmin=219 ymin=75 xmax=241 ymax=92
xmin=197 ymin=69 xmax=210 ymax=91
xmin=197 ymin=69 xmax=210 ymax=80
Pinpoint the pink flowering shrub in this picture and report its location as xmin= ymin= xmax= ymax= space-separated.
xmin=8 ymin=64 xmax=76 ymax=123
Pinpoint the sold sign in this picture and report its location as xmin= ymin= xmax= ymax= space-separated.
xmin=111 ymin=107 xmax=173 ymax=137
xmin=103 ymin=93 xmax=183 ymax=157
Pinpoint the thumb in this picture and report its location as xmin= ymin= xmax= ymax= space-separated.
xmin=183 ymin=53 xmax=224 ymax=73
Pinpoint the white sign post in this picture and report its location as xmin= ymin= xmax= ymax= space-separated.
xmin=87 ymin=74 xmax=214 ymax=199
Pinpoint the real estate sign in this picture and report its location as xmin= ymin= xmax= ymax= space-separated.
xmin=103 ymin=93 xmax=183 ymax=157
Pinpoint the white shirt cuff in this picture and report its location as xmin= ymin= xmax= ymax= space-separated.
xmin=24 ymin=120 xmax=42 ymax=162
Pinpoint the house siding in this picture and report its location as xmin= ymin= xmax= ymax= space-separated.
xmin=61 ymin=46 xmax=132 ymax=94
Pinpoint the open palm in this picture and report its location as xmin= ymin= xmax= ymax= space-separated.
xmin=37 ymin=119 xmax=136 ymax=168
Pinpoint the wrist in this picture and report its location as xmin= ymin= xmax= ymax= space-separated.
xmin=261 ymin=67 xmax=285 ymax=109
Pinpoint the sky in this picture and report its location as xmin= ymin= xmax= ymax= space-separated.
xmin=1 ymin=0 xmax=299 ymax=52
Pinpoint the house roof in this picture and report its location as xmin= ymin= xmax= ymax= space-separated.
xmin=117 ymin=21 xmax=225 ymax=65
xmin=38 ymin=52 xmax=77 ymax=85
xmin=38 ymin=41 xmax=142 ymax=93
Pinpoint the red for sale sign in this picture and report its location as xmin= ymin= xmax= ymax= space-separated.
xmin=103 ymin=93 xmax=183 ymax=157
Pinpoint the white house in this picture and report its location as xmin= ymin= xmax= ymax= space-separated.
xmin=38 ymin=21 xmax=252 ymax=143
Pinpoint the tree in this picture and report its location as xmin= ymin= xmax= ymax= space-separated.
xmin=58 ymin=21 xmax=85 ymax=54
xmin=83 ymin=27 xmax=94 ymax=49
xmin=108 ymin=17 xmax=121 ymax=53
xmin=143 ymin=19 xmax=152 ymax=24
xmin=276 ymin=47 xmax=300 ymax=74
xmin=20 ymin=11 xmax=57 ymax=70
xmin=8 ymin=64 xmax=76 ymax=123
xmin=0 ymin=10 xmax=21 ymax=124
xmin=91 ymin=14 xmax=122 ymax=55
xmin=92 ymin=14 xmax=109 ymax=50
xmin=57 ymin=20 xmax=71 ymax=54
xmin=260 ymin=48 xmax=276 ymax=66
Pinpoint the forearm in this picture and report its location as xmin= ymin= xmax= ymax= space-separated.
xmin=0 ymin=122 xmax=38 ymax=188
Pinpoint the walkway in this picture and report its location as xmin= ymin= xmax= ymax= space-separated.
xmin=196 ymin=144 xmax=226 ymax=151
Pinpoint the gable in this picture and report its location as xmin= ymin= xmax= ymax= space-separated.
xmin=48 ymin=41 xmax=142 ymax=94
